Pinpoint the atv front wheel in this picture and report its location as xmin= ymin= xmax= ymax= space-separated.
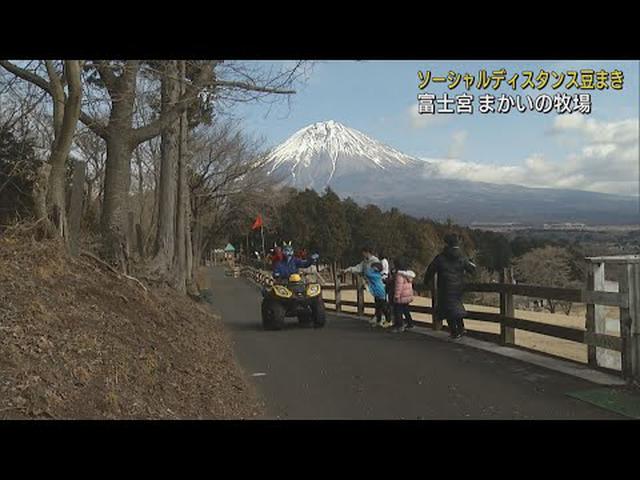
xmin=311 ymin=299 xmax=326 ymax=328
xmin=262 ymin=300 xmax=286 ymax=330
xmin=297 ymin=312 xmax=313 ymax=327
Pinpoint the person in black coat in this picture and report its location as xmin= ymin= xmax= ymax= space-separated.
xmin=423 ymin=234 xmax=476 ymax=339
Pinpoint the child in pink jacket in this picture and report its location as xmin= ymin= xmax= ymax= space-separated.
xmin=392 ymin=258 xmax=415 ymax=333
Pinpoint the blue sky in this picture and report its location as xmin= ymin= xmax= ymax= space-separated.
xmin=231 ymin=60 xmax=639 ymax=196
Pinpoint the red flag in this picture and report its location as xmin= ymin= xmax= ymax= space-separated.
xmin=251 ymin=214 xmax=263 ymax=230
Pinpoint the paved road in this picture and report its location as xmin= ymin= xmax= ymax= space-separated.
xmin=208 ymin=266 xmax=621 ymax=419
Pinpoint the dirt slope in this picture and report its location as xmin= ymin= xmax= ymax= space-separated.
xmin=0 ymin=234 xmax=263 ymax=419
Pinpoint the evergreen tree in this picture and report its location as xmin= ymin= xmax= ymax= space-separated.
xmin=278 ymin=189 xmax=320 ymax=249
xmin=315 ymin=188 xmax=350 ymax=262
xmin=0 ymin=124 xmax=42 ymax=225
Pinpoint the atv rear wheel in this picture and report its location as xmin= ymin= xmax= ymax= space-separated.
xmin=311 ymin=298 xmax=326 ymax=328
xmin=262 ymin=300 xmax=286 ymax=330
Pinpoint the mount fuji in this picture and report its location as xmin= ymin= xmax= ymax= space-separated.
xmin=265 ymin=121 xmax=639 ymax=225
xmin=266 ymin=120 xmax=427 ymax=190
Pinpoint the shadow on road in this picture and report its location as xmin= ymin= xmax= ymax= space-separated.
xmin=227 ymin=322 xmax=320 ymax=333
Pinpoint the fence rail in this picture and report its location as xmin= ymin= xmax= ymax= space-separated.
xmin=238 ymin=259 xmax=639 ymax=382
xmin=465 ymin=282 xmax=627 ymax=308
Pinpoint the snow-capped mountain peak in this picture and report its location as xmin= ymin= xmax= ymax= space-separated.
xmin=266 ymin=120 xmax=421 ymax=190
xmin=261 ymin=121 xmax=638 ymax=225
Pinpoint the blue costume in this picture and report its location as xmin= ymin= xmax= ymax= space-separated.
xmin=272 ymin=244 xmax=318 ymax=279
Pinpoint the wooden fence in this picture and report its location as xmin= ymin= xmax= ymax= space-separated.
xmin=240 ymin=256 xmax=640 ymax=382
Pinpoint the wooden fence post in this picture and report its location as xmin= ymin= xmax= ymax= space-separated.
xmin=619 ymin=262 xmax=640 ymax=381
xmin=356 ymin=275 xmax=365 ymax=317
xmin=500 ymin=267 xmax=515 ymax=345
xmin=585 ymin=260 xmax=606 ymax=367
xmin=333 ymin=262 xmax=342 ymax=313
xmin=68 ymin=160 xmax=85 ymax=256
xmin=431 ymin=272 xmax=442 ymax=330
xmin=629 ymin=263 xmax=640 ymax=382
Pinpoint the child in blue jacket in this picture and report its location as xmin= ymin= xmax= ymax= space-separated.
xmin=364 ymin=262 xmax=391 ymax=327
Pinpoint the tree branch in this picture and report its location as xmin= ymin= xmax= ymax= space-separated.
xmin=78 ymin=110 xmax=109 ymax=139
xmin=1 ymin=60 xmax=109 ymax=140
xmin=215 ymin=80 xmax=295 ymax=95
xmin=45 ymin=60 xmax=65 ymax=139
xmin=93 ymin=60 xmax=119 ymax=94
xmin=0 ymin=60 xmax=52 ymax=95
xmin=131 ymin=63 xmax=213 ymax=145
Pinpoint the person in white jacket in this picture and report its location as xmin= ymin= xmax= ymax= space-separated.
xmin=342 ymin=246 xmax=380 ymax=276
xmin=378 ymin=251 xmax=390 ymax=282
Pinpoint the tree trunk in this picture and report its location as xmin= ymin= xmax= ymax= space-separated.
xmin=84 ymin=179 xmax=93 ymax=218
xmin=101 ymin=133 xmax=134 ymax=270
xmin=135 ymin=147 xmax=145 ymax=226
xmin=173 ymin=156 xmax=187 ymax=292
xmin=152 ymin=60 xmax=180 ymax=276
xmin=173 ymin=61 xmax=188 ymax=293
xmin=43 ymin=60 xmax=64 ymax=238
xmin=192 ymin=218 xmax=203 ymax=273
xmin=186 ymin=207 xmax=197 ymax=295
xmin=32 ymin=163 xmax=51 ymax=226
xmin=45 ymin=61 xmax=82 ymax=240
xmin=99 ymin=63 xmax=138 ymax=269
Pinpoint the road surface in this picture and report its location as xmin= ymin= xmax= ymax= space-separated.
xmin=207 ymin=266 xmax=621 ymax=419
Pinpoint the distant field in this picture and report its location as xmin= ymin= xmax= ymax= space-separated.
xmin=322 ymin=288 xmax=621 ymax=366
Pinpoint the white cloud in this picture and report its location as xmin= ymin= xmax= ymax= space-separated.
xmin=524 ymin=154 xmax=554 ymax=175
xmin=427 ymin=157 xmax=525 ymax=185
xmin=426 ymin=116 xmax=639 ymax=196
xmin=447 ymin=130 xmax=467 ymax=159
xmin=551 ymin=114 xmax=638 ymax=145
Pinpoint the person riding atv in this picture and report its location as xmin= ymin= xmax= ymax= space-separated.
xmin=261 ymin=242 xmax=325 ymax=330
xmin=272 ymin=242 xmax=319 ymax=280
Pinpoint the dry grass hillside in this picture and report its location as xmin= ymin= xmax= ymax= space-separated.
xmin=0 ymin=232 xmax=263 ymax=419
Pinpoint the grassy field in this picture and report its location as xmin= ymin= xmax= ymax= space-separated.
xmin=322 ymin=288 xmax=621 ymax=366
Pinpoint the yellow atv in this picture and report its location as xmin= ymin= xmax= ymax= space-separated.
xmin=261 ymin=273 xmax=326 ymax=330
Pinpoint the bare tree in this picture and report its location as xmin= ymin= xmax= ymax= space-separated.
xmin=188 ymin=119 xmax=290 ymax=273
xmin=189 ymin=122 xmax=264 ymax=265
xmin=139 ymin=61 xmax=304 ymax=290
xmin=1 ymin=59 xmax=308 ymax=298
xmin=513 ymin=246 xmax=578 ymax=314
xmin=174 ymin=60 xmax=190 ymax=293
xmin=0 ymin=60 xmax=83 ymax=239
xmin=149 ymin=61 xmax=180 ymax=279
xmin=79 ymin=60 xmax=301 ymax=270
